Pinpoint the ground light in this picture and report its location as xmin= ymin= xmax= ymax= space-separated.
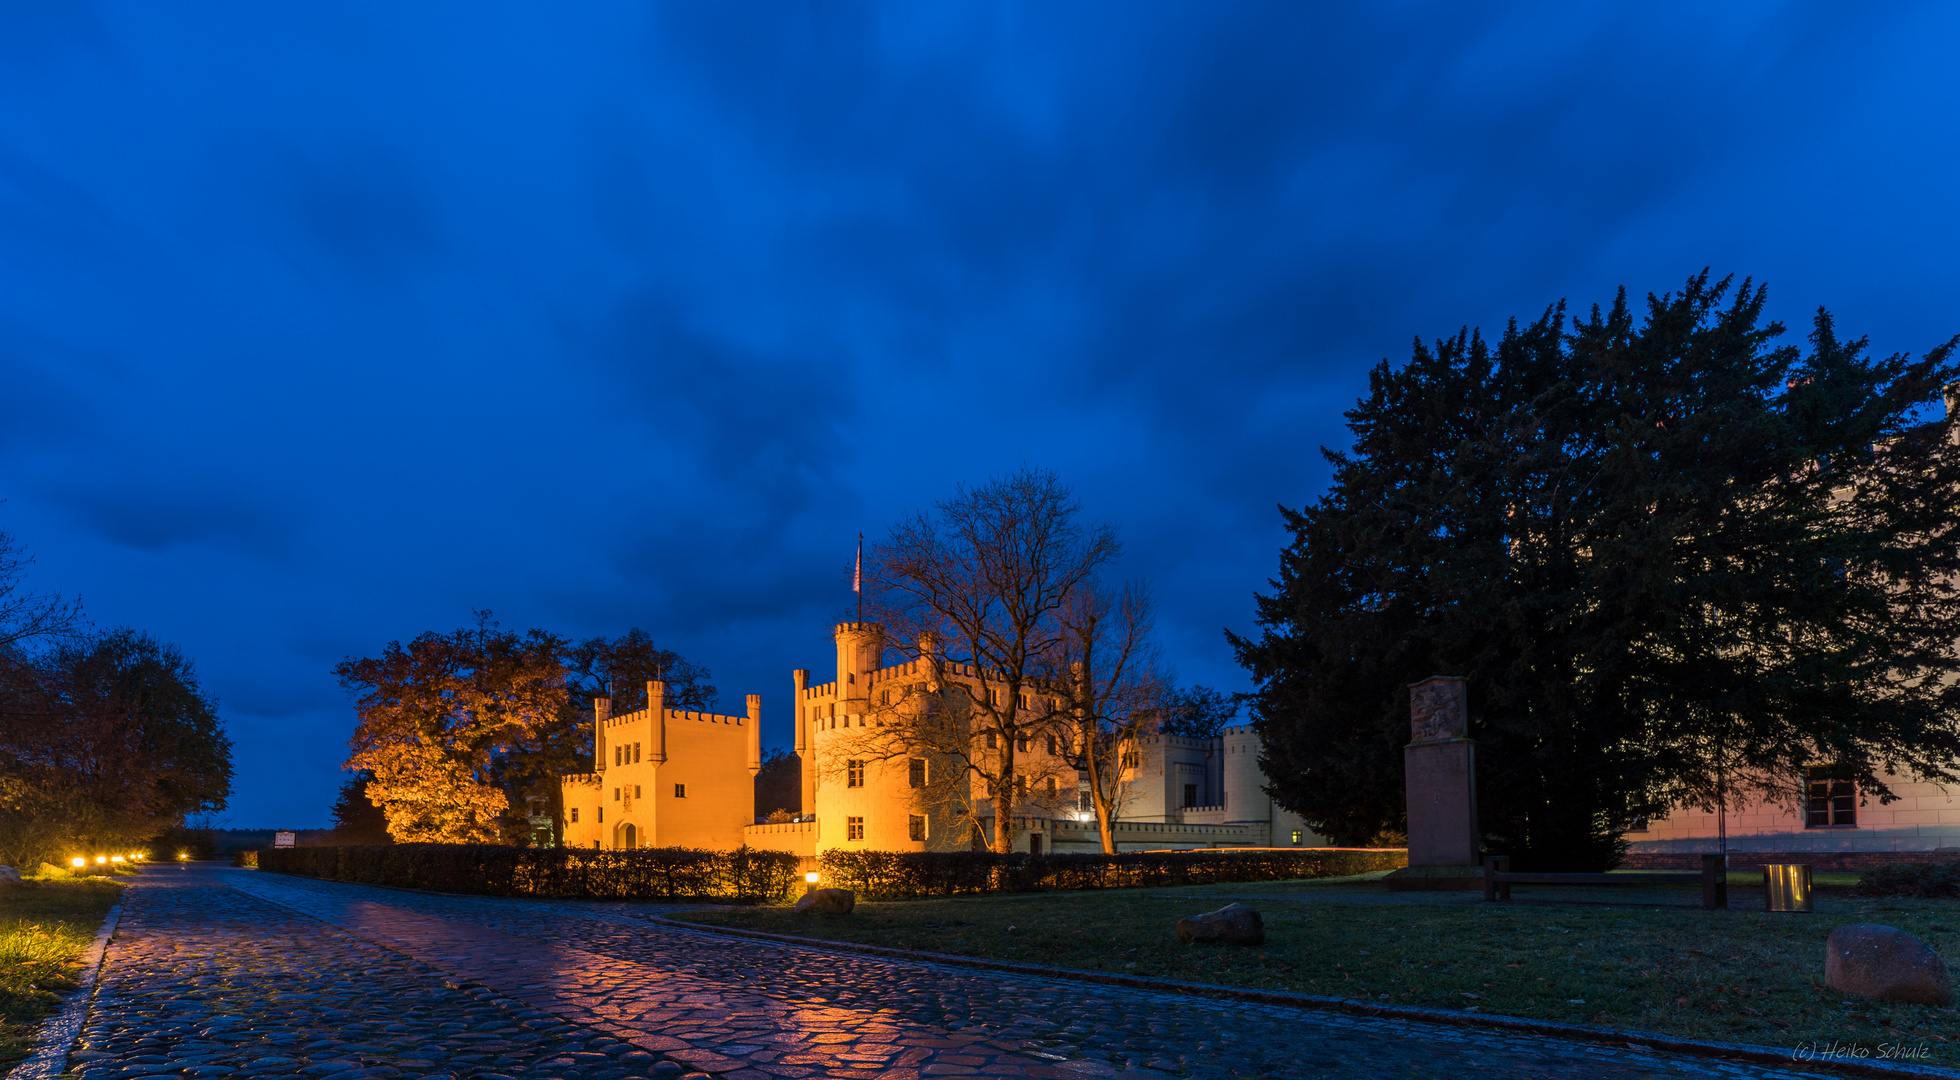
xmin=95 ymin=856 xmax=106 ymax=865
xmin=71 ymin=857 xmax=85 ymax=868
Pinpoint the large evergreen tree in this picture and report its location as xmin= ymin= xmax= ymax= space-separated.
xmin=1233 ymin=273 xmax=1960 ymax=870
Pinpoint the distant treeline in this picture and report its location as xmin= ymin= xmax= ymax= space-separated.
xmin=0 ymin=529 xmax=233 ymax=870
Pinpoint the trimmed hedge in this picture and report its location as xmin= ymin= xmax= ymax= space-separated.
xmin=257 ymin=844 xmax=801 ymax=903
xmin=1856 ymin=861 xmax=1960 ymax=898
xmin=817 ymin=847 xmax=1406 ymax=901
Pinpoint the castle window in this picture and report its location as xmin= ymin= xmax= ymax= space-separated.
xmin=598 ymin=807 xmax=604 ymax=823
xmin=847 ymin=760 xmax=865 ymax=788
xmin=613 ymin=746 xmax=621 ymax=766
xmin=569 ymin=808 xmax=579 ymax=823
xmin=1016 ymin=737 xmax=1029 ymax=753
xmin=634 ymin=785 xmax=642 ymax=798
xmin=1046 ymin=736 xmax=1059 ymax=755
xmin=1121 ymin=750 xmax=1139 ymax=770
xmin=1046 ymin=776 xmax=1057 ymax=797
xmin=1015 ymin=776 xmax=1027 ymax=798
xmin=908 ymin=757 xmax=926 ymax=788
xmin=1290 ymin=829 xmax=1303 ymax=845
xmin=1183 ymin=783 xmax=1198 ymax=809
xmin=674 ymin=784 xmax=686 ymax=798
xmin=1079 ymin=790 xmax=1092 ymax=812
xmin=882 ymin=689 xmax=891 ymax=704
xmin=1806 ymin=767 xmax=1858 ymax=827
xmin=633 ymin=742 xmax=641 ymax=763
xmin=908 ymin=815 xmax=926 ymax=841
xmin=847 ymin=816 xmax=865 ymax=841
xmin=986 ymin=732 xmax=998 ymax=749
xmin=613 ymin=788 xmax=620 ymax=801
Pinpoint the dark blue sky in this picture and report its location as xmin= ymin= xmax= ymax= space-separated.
xmin=5 ymin=4 xmax=1957 ymax=826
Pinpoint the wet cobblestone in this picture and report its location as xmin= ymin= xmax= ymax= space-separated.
xmin=70 ymin=871 xmax=690 ymax=1080
xmin=207 ymin=867 xmax=1836 ymax=1080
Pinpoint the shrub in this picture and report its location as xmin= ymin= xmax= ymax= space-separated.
xmin=256 ymin=844 xmax=800 ymax=903
xmin=817 ymin=847 xmax=1405 ymax=901
xmin=233 ymin=850 xmax=258 ymax=868
xmin=1855 ymin=861 xmax=1960 ymax=898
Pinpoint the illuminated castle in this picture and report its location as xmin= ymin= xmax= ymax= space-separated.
xmin=562 ymin=621 xmax=1321 ymax=854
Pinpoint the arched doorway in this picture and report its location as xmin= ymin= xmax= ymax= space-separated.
xmin=615 ymin=822 xmax=637 ymax=850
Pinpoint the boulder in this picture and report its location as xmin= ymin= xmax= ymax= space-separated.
xmin=792 ymin=887 xmax=855 ymax=915
xmin=0 ymin=865 xmax=20 ymax=887
xmin=1825 ymin=923 xmax=1953 ymax=1005
xmin=1176 ymin=902 xmax=1264 ymax=945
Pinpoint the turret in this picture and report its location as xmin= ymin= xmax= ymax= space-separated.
xmin=647 ymin=680 xmax=667 ymax=762
xmin=834 ymin=622 xmax=883 ymax=699
xmin=594 ymin=696 xmax=611 ymax=770
xmin=746 ymin=693 xmax=762 ymax=775
xmin=793 ymin=668 xmax=813 ymax=814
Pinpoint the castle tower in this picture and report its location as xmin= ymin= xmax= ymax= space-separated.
xmin=833 ymin=622 xmax=883 ymax=695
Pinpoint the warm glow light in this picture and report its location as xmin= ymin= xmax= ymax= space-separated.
xmin=95 ymin=856 xmax=106 ymax=864
xmin=177 ymin=852 xmax=189 ymax=861
xmin=110 ymin=856 xmax=124 ymax=863
xmin=71 ymin=857 xmax=85 ymax=868
xmin=804 ymin=872 xmax=820 ymax=883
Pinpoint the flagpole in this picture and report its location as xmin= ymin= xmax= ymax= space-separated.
xmin=855 ymin=533 xmax=863 ymax=623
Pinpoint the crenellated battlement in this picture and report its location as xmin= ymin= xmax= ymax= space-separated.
xmin=603 ymin=707 xmax=750 ymax=727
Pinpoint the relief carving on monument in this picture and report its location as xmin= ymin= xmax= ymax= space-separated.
xmin=1409 ymin=677 xmax=1467 ymax=743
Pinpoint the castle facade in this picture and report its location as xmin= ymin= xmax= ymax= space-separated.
xmin=561 ymin=621 xmax=1323 ymax=855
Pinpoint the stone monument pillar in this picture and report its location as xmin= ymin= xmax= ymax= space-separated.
xmin=1404 ymin=675 xmax=1478 ymax=866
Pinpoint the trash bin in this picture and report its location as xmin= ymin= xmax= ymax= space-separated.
xmin=1764 ymin=863 xmax=1813 ymax=912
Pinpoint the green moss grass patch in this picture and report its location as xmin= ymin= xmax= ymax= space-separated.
xmin=0 ymin=877 xmax=122 ymax=1073
xmin=680 ymin=881 xmax=1959 ymax=1063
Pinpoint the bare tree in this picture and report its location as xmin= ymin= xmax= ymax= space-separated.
xmin=0 ymin=527 xmax=82 ymax=654
xmin=1058 ymin=579 xmax=1169 ymax=853
xmin=868 ymin=469 xmax=1118 ymax=853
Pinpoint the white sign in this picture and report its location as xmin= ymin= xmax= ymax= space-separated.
xmin=274 ymin=831 xmax=296 ymax=849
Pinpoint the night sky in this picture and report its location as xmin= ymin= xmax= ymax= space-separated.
xmin=5 ymin=4 xmax=1958 ymax=827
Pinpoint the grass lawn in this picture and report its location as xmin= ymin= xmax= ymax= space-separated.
xmin=0 ymin=876 xmax=123 ymax=1075
xmin=679 ymin=874 xmax=1960 ymax=1063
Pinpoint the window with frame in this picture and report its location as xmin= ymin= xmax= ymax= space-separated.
xmin=847 ymin=760 xmax=865 ymax=788
xmin=613 ymin=746 xmax=621 ymax=766
xmin=674 ymin=784 xmax=686 ymax=798
xmin=1045 ymin=776 xmax=1057 ymax=797
xmin=570 ymin=808 xmax=579 ymax=823
xmin=908 ymin=815 xmax=927 ymax=842
xmin=613 ymin=787 xmax=620 ymax=801
xmin=633 ymin=742 xmax=641 ymax=763
xmin=1806 ymin=767 xmax=1857 ymax=828
xmin=1290 ymin=829 xmax=1303 ymax=845
xmin=908 ymin=757 xmax=926 ymax=788
xmin=1079 ymin=790 xmax=1092 ymax=812
xmin=847 ymin=816 xmax=865 ymax=841
xmin=634 ymin=785 xmax=642 ymax=798
xmin=1182 ymin=783 xmax=1198 ymax=808
xmin=986 ymin=732 xmax=998 ymax=749
xmin=597 ymin=807 xmax=603 ymax=823
xmin=1016 ymin=737 xmax=1030 ymax=753
xmin=1046 ymin=735 xmax=1059 ymax=755
xmin=1120 ymin=750 xmax=1139 ymax=770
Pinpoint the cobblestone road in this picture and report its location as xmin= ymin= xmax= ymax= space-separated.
xmin=54 ymin=865 xmax=1866 ymax=1080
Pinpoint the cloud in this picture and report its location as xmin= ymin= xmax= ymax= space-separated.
xmin=46 ymin=480 xmax=300 ymax=559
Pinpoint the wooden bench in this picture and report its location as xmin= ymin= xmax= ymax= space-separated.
xmin=1482 ymin=854 xmax=1728 ymax=909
